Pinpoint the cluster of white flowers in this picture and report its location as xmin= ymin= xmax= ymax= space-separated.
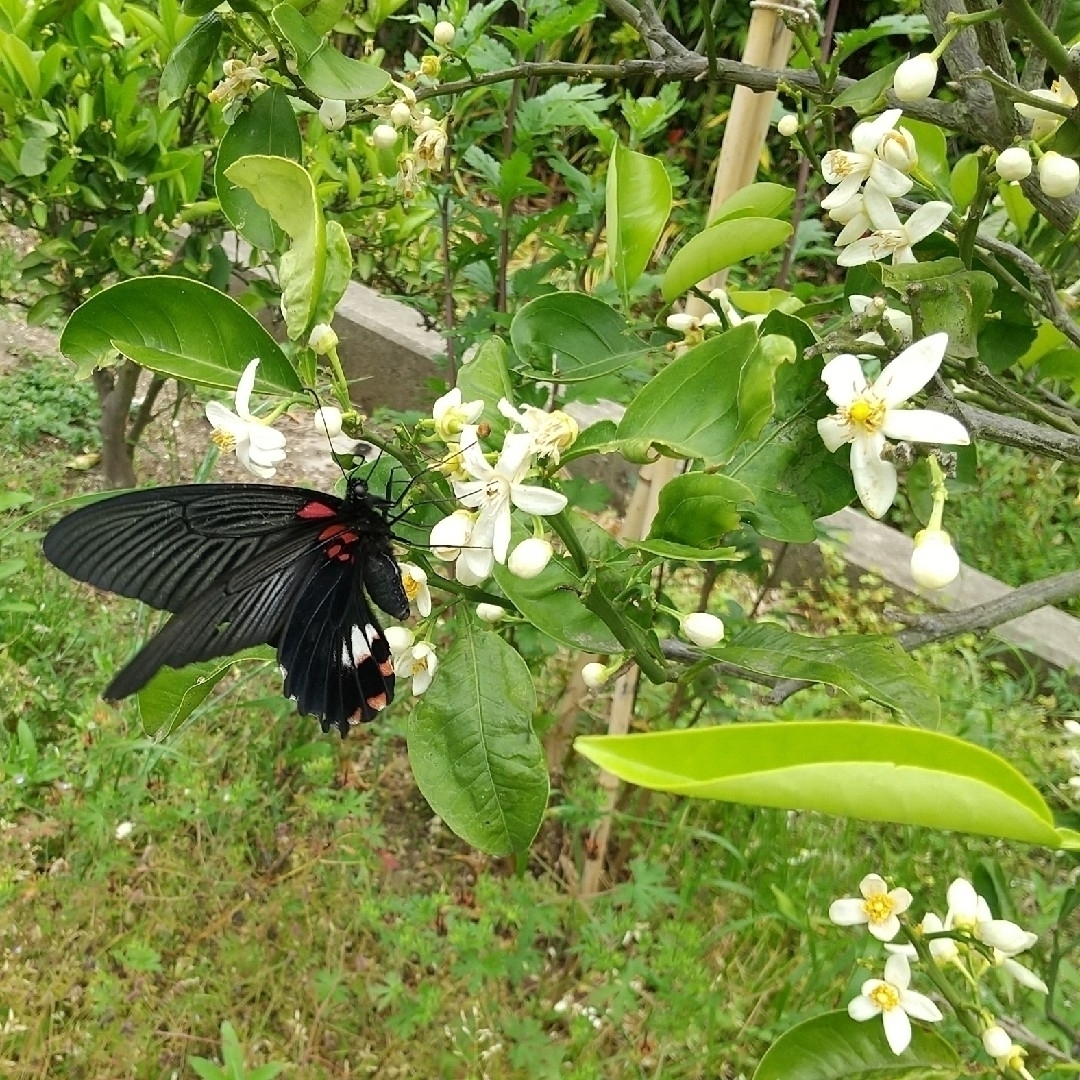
xmin=427 ymin=388 xmax=572 ymax=584
xmin=665 ymin=288 xmax=764 ymax=355
xmin=831 ymin=873 xmax=1046 ymax=1060
xmin=989 ymin=80 xmax=1080 ymax=198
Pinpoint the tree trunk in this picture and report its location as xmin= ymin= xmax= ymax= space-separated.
xmin=93 ymin=359 xmax=141 ymax=489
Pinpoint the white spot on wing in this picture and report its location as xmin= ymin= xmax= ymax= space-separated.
xmin=364 ymin=623 xmax=379 ymax=646
xmin=341 ymin=640 xmax=353 ymax=668
xmin=351 ymin=625 xmax=372 ymax=663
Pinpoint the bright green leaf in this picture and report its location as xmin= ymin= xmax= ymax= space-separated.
xmin=575 ymin=720 xmax=1071 ymax=848
xmin=456 ymin=337 xmax=516 ymax=436
xmin=158 ymin=13 xmax=221 ymax=109
xmin=408 ymin=621 xmax=549 ymax=855
xmin=648 ymin=473 xmax=752 ymax=548
xmin=832 ymin=57 xmax=904 ymax=113
xmin=606 ymin=141 xmax=671 ymax=294
xmin=709 ymin=182 xmax=795 ymax=224
xmin=900 ymin=116 xmax=950 ymax=196
xmin=949 ymin=152 xmax=980 ymax=212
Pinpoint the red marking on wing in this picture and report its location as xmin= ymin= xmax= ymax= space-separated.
xmin=366 ymin=692 xmax=388 ymax=711
xmin=378 ymin=658 xmax=394 ymax=678
xmin=296 ymin=500 xmax=338 ymax=520
xmin=316 ymin=523 xmax=359 ymax=563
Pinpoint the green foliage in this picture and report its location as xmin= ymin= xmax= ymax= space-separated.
xmin=0 ymin=353 xmax=98 ymax=446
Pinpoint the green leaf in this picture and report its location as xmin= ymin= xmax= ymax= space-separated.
xmin=225 ymin=155 xmax=327 ymax=339
xmin=60 ymin=276 xmax=300 ymax=392
xmin=626 ymin=539 xmax=743 ymax=563
xmin=617 ymin=323 xmax=778 ymax=463
xmin=575 ymin=720 xmax=1072 ymax=847
xmin=456 ymin=337 xmax=516 ymax=436
xmin=408 ymin=621 xmax=549 ymax=856
xmin=215 ymin=87 xmax=303 ymax=250
xmin=899 ymin=116 xmax=950 ymax=196
xmin=949 ymin=152 xmax=980 ymax=212
xmin=648 ymin=473 xmax=752 ymax=548
xmin=720 ymin=625 xmax=939 ymax=726
xmin=709 ymin=182 xmax=795 ymax=224
xmin=510 ymin=293 xmax=641 ymax=383
xmin=832 ymin=13 xmax=932 ymax=67
xmin=158 ymin=13 xmax=221 ymax=109
xmin=18 ymin=137 xmax=48 ymax=177
xmin=753 ymin=1011 xmax=959 ymax=1080
xmin=0 ymin=30 xmax=40 ymax=96
xmin=662 ymin=217 xmax=792 ymax=302
xmin=832 ymin=57 xmax=904 ymax=113
xmin=997 ymin=179 xmax=1035 ymax=232
xmin=605 ymin=141 xmax=671 ymax=295
xmin=0 ymin=557 xmax=27 ymax=582
xmin=271 ymin=3 xmax=389 ymax=99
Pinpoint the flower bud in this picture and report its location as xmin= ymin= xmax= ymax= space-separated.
xmin=372 ymin=123 xmax=398 ymax=150
xmin=433 ymin=20 xmax=455 ymax=46
xmin=893 ymin=54 xmax=938 ymax=101
xmin=995 ymin=146 xmax=1033 ymax=181
xmin=680 ymin=611 xmax=725 ymax=648
xmin=981 ymin=1026 xmax=1013 ymax=1060
xmin=390 ymin=101 xmax=413 ymax=128
xmin=777 ymin=113 xmax=799 ymax=137
xmin=420 ymin=54 xmax=441 ymax=79
xmin=476 ymin=603 xmax=506 ymax=623
xmin=581 ymin=662 xmax=608 ymax=689
xmin=1017 ymin=89 xmax=1065 ymax=141
xmin=429 ymin=510 xmax=474 ymax=559
xmin=308 ymin=322 xmax=338 ymax=354
xmin=319 ymin=98 xmax=347 ymax=131
xmin=313 ymin=406 xmax=343 ymax=439
xmin=877 ymin=127 xmax=918 ymax=173
xmin=666 ymin=312 xmax=696 ymax=333
xmin=384 ymin=625 xmax=415 ymax=655
xmin=508 ymin=537 xmax=553 ymax=579
xmin=910 ymin=528 xmax=960 ymax=590
xmin=1039 ymin=150 xmax=1080 ymax=198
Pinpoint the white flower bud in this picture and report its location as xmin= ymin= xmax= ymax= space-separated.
xmin=995 ymin=146 xmax=1033 ymax=181
xmin=384 ymin=625 xmax=415 ymax=655
xmin=581 ymin=662 xmax=608 ymax=689
xmin=319 ymin=98 xmax=347 ymax=131
xmin=433 ymin=20 xmax=455 ymax=46
xmin=429 ymin=510 xmax=473 ymax=560
xmin=680 ymin=612 xmax=725 ymax=648
xmin=313 ymin=406 xmax=343 ymax=439
xmin=507 ymin=537 xmax=553 ymax=579
xmin=910 ymin=528 xmax=960 ymax=590
xmin=893 ymin=54 xmax=938 ymax=101
xmin=777 ymin=113 xmax=799 ymax=137
xmin=390 ymin=101 xmax=413 ymax=128
xmin=877 ymin=127 xmax=918 ymax=173
xmin=476 ymin=603 xmax=506 ymax=623
xmin=1017 ymin=89 xmax=1065 ymax=141
xmin=308 ymin=322 xmax=338 ymax=354
xmin=666 ymin=312 xmax=696 ymax=333
xmin=1039 ymin=151 xmax=1080 ymax=198
xmin=372 ymin=123 xmax=398 ymax=150
xmin=982 ymin=1026 xmax=1014 ymax=1059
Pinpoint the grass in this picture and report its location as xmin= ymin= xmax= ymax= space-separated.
xmin=2 ymin=358 xmax=1079 ymax=1078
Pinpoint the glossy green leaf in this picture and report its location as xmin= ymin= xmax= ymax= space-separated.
xmin=158 ymin=13 xmax=221 ymax=109
xmin=0 ymin=30 xmax=39 ymax=96
xmin=721 ymin=625 xmax=939 ymax=726
xmin=510 ymin=293 xmax=640 ymax=382
xmin=606 ymin=141 xmax=671 ymax=294
xmin=709 ymin=182 xmax=795 ymax=224
xmin=627 ymin=539 xmax=742 ymax=562
xmin=18 ymin=137 xmax=48 ymax=177
xmin=576 ymin=720 xmax=1074 ymax=848
xmin=662 ymin=217 xmax=792 ymax=302
xmin=754 ymin=1011 xmax=960 ymax=1080
xmin=949 ymin=152 xmax=980 ymax=212
xmin=648 ymin=473 xmax=752 ymax=548
xmin=997 ymin=179 xmax=1035 ymax=233
xmin=271 ymin=3 xmax=389 ymax=100
xmin=225 ymin=155 xmax=327 ymax=339
xmin=618 ymin=323 xmax=777 ymax=463
xmin=900 ymin=116 xmax=949 ymax=196
xmin=408 ymin=621 xmax=549 ymax=855
xmin=456 ymin=337 xmax=516 ymax=436
xmin=215 ymin=87 xmax=303 ymax=251
xmin=60 ymin=277 xmax=300 ymax=392
xmin=832 ymin=57 xmax=903 ymax=113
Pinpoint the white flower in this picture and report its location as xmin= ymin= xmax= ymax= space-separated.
xmin=817 ymin=334 xmax=970 ymax=518
xmin=399 ymin=562 xmax=432 ymax=617
xmin=680 ymin=612 xmax=725 ymax=649
xmin=394 ymin=641 xmax=438 ymax=695
xmin=982 ymin=1025 xmax=1013 ymax=1059
xmin=390 ymin=100 xmax=413 ymax=127
xmin=452 ymin=427 xmax=568 ymax=576
xmin=1017 ymin=80 xmax=1077 ymax=140
xmin=581 ymin=662 xmax=608 ymax=689
xmin=433 ymin=19 xmax=455 ymax=45
xmin=1038 ymin=151 xmax=1080 ymax=198
xmin=1064 ymin=719 xmax=1080 ymax=737
xmin=309 ymin=322 xmax=338 ymax=354
xmin=830 ymin=193 xmax=872 ymax=246
xmin=205 ymin=358 xmax=287 ymax=479
xmin=508 ymin=537 xmax=553 ymax=579
xmin=847 ymin=954 xmax=942 ymax=1055
xmin=372 ymin=123 xmax=398 ymax=150
xmin=829 ymin=873 xmax=912 ymax=941
xmin=820 ymin=109 xmax=914 ymax=211
xmin=414 ymin=123 xmax=448 ymax=170
xmin=876 ymin=126 xmax=918 ymax=174
xmin=836 ymin=187 xmax=952 ymax=266
xmin=944 ymin=878 xmax=1037 ymax=956
xmin=893 ymin=54 xmax=938 ymax=101
xmin=666 ymin=311 xmax=720 ymax=333
xmin=475 ymin=603 xmax=506 ymax=623
xmin=313 ymin=406 xmax=343 ymax=439
xmin=910 ymin=527 xmax=960 ymax=589
xmin=994 ymin=950 xmax=1048 ymax=993
xmin=114 ymin=821 xmax=135 ymax=841
xmin=319 ymin=98 xmax=347 ymax=131
xmin=433 ymin=387 xmax=484 ymax=442
xmin=385 ymin=625 xmax=415 ymax=656
xmin=777 ymin=113 xmax=799 ymax=137
xmin=995 ymin=146 xmax=1033 ymax=181
xmin=498 ymin=399 xmax=579 ymax=463
xmin=886 ymin=911 xmax=960 ymax=965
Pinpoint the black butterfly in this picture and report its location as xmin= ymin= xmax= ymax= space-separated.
xmin=42 ymin=478 xmax=410 ymax=736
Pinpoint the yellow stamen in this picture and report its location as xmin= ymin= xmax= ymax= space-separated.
xmin=869 ymin=983 xmax=900 ymax=1011
xmin=863 ymin=893 xmax=895 ymax=925
xmin=842 ymin=395 xmax=886 ymax=433
xmin=211 ymin=430 xmax=236 ymax=452
xmin=403 ymin=577 xmax=421 ymax=602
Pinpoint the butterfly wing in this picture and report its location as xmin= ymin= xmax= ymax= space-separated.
xmin=42 ymin=484 xmax=337 ymax=613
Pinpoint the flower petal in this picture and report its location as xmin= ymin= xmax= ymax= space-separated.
xmin=458 ymin=426 xmax=494 ymax=481
xmin=847 ymin=994 xmax=881 ymax=1022
xmin=818 ymin=415 xmax=854 ymax=452
xmin=495 ymin=431 xmax=537 ymax=484
xmin=234 ymin=357 xmax=261 ymax=418
xmin=867 ymin=914 xmax=901 ymax=941
xmin=881 ymin=1006 xmax=912 ymax=1055
xmin=874 ymin=333 xmax=947 ymax=406
xmin=235 ymin=443 xmax=276 ymax=479
xmin=821 ymin=353 xmax=869 ymax=407
xmin=898 ymin=989 xmax=943 ymax=1023
xmin=866 ymin=161 xmax=914 ymax=199
xmin=882 ymin=408 xmax=969 ymax=445
xmin=205 ymin=401 xmax=245 ymax=437
xmin=1000 ymin=957 xmax=1048 ymax=993
xmin=836 ymin=237 xmax=880 ymax=266
xmin=863 ymin=184 xmax=904 ymax=230
xmin=859 ymin=873 xmax=888 ymax=898
xmin=883 ymin=953 xmax=911 ymax=990
xmin=829 ymin=897 xmax=869 ymax=926
xmin=850 ymin=432 xmax=897 ymax=518
xmin=902 ymin=200 xmax=952 ymax=244
xmin=457 ymin=546 xmax=493 ymax=584
xmin=510 ymin=483 xmax=568 ymax=517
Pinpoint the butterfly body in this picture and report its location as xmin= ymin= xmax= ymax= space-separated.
xmin=42 ymin=479 xmax=409 ymax=735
